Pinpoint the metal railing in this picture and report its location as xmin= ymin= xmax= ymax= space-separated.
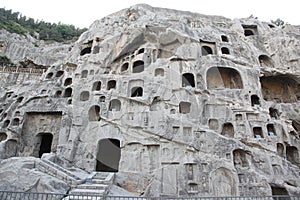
xmin=0 ymin=191 xmax=299 ymax=200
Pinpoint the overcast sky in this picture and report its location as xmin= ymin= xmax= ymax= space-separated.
xmin=0 ymin=0 xmax=299 ymax=28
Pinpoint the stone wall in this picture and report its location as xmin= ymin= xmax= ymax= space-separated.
xmin=0 ymin=4 xmax=300 ymax=197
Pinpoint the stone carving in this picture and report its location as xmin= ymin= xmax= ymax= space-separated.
xmin=0 ymin=3 xmax=300 ymax=196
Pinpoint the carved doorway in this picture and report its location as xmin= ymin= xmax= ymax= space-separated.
xmin=96 ymin=138 xmax=121 ymax=172
xmin=38 ymin=133 xmax=53 ymax=158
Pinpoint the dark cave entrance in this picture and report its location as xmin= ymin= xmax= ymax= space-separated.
xmin=38 ymin=133 xmax=53 ymax=158
xmin=96 ymin=138 xmax=121 ymax=172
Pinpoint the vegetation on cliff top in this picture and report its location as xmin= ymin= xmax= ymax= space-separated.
xmin=0 ymin=8 xmax=87 ymax=42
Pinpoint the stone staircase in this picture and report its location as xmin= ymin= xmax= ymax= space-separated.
xmin=36 ymin=156 xmax=115 ymax=199
xmin=65 ymin=172 xmax=115 ymax=199
xmin=35 ymin=158 xmax=84 ymax=186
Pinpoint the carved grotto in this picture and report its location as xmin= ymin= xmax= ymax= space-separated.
xmin=0 ymin=4 xmax=300 ymax=197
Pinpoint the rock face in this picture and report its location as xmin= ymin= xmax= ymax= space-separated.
xmin=0 ymin=29 xmax=72 ymax=67
xmin=0 ymin=4 xmax=300 ymax=197
xmin=0 ymin=157 xmax=69 ymax=193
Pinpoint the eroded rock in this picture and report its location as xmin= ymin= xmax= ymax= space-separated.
xmin=0 ymin=4 xmax=300 ymax=197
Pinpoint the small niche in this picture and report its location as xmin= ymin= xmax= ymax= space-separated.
xmin=221 ymin=35 xmax=229 ymax=42
xmin=131 ymin=87 xmax=143 ymax=97
xmin=286 ymin=146 xmax=299 ymax=165
xmin=64 ymin=88 xmax=72 ymax=98
xmin=179 ymin=102 xmax=191 ymax=114
xmin=236 ymin=114 xmax=242 ymax=121
xmin=107 ymin=80 xmax=116 ymax=90
xmin=46 ymin=72 xmax=53 ymax=79
xmin=80 ymin=91 xmax=90 ymax=101
xmin=64 ymin=78 xmax=72 ymax=86
xmin=67 ymin=99 xmax=72 ymax=105
xmin=172 ymin=126 xmax=180 ymax=134
xmin=14 ymin=111 xmax=20 ymax=116
xmin=277 ymin=143 xmax=284 ymax=157
xmin=109 ymin=99 xmax=121 ymax=111
xmin=3 ymin=120 xmax=10 ymax=128
xmin=182 ymin=73 xmax=195 ymax=87
xmin=0 ymin=132 xmax=7 ymax=142
xmin=242 ymin=25 xmax=257 ymax=36
xmin=132 ymin=60 xmax=144 ymax=73
xmin=80 ymin=40 xmax=93 ymax=56
xmin=200 ymin=40 xmax=216 ymax=56
xmin=88 ymin=105 xmax=100 ymax=121
xmin=267 ymin=124 xmax=276 ymax=136
xmin=221 ymin=122 xmax=234 ymax=137
xmin=251 ymin=95 xmax=260 ymax=107
xmin=92 ymin=81 xmax=102 ymax=91
xmin=201 ymin=46 xmax=213 ymax=56
xmin=99 ymin=96 xmax=106 ymax=102
xmin=155 ymin=68 xmax=164 ymax=77
xmin=221 ymin=47 xmax=230 ymax=55
xmin=12 ymin=118 xmax=20 ymax=126
xmin=208 ymin=119 xmax=218 ymax=130
xmin=54 ymin=90 xmax=62 ymax=98
xmin=271 ymin=186 xmax=290 ymax=196
xmin=233 ymin=149 xmax=249 ymax=168
xmin=55 ymin=70 xmax=64 ymax=77
xmin=269 ymin=107 xmax=278 ymax=119
xmin=137 ymin=48 xmax=145 ymax=54
xmin=17 ymin=96 xmax=24 ymax=103
xmin=121 ymin=62 xmax=129 ymax=72
xmin=253 ymin=127 xmax=263 ymax=138
xmin=81 ymin=70 xmax=88 ymax=78
xmin=258 ymin=55 xmax=274 ymax=67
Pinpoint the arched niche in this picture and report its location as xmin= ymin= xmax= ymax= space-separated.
xmin=260 ymin=75 xmax=300 ymax=103
xmin=155 ymin=68 xmax=164 ymax=77
xmin=81 ymin=70 xmax=88 ymax=78
xmin=221 ymin=122 xmax=234 ymax=137
xmin=206 ymin=67 xmax=243 ymax=89
xmin=201 ymin=46 xmax=213 ymax=56
xmin=92 ymin=81 xmax=102 ymax=91
xmin=80 ymin=91 xmax=90 ymax=101
xmin=259 ymin=55 xmax=274 ymax=67
xmin=182 ymin=73 xmax=195 ymax=88
xmin=88 ymin=105 xmax=100 ymax=121
xmin=64 ymin=88 xmax=72 ymax=98
xmin=179 ymin=102 xmax=191 ymax=114
xmin=0 ymin=132 xmax=7 ymax=142
xmin=233 ymin=149 xmax=249 ymax=168
xmin=64 ymin=78 xmax=72 ymax=86
xmin=132 ymin=60 xmax=144 ymax=73
xmin=286 ymin=146 xmax=299 ymax=166
xmin=210 ymin=168 xmax=237 ymax=196
xmin=109 ymin=99 xmax=121 ymax=111
xmin=131 ymin=87 xmax=143 ymax=97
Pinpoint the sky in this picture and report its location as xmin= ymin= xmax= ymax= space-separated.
xmin=0 ymin=0 xmax=299 ymax=28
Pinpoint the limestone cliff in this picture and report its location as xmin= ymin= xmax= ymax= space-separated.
xmin=0 ymin=4 xmax=300 ymax=197
xmin=0 ymin=29 xmax=72 ymax=67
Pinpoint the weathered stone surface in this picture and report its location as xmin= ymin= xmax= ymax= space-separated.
xmin=0 ymin=3 xmax=300 ymax=197
xmin=0 ymin=29 xmax=72 ymax=67
xmin=0 ymin=157 xmax=69 ymax=193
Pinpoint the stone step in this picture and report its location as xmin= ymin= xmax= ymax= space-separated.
xmin=42 ymin=158 xmax=81 ymax=180
xmin=92 ymin=172 xmax=115 ymax=184
xmin=92 ymin=172 xmax=111 ymax=179
xmin=36 ymin=160 xmax=83 ymax=185
xmin=69 ymin=188 xmax=105 ymax=196
xmin=91 ymin=179 xmax=107 ymax=184
xmin=76 ymin=183 xmax=108 ymax=190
